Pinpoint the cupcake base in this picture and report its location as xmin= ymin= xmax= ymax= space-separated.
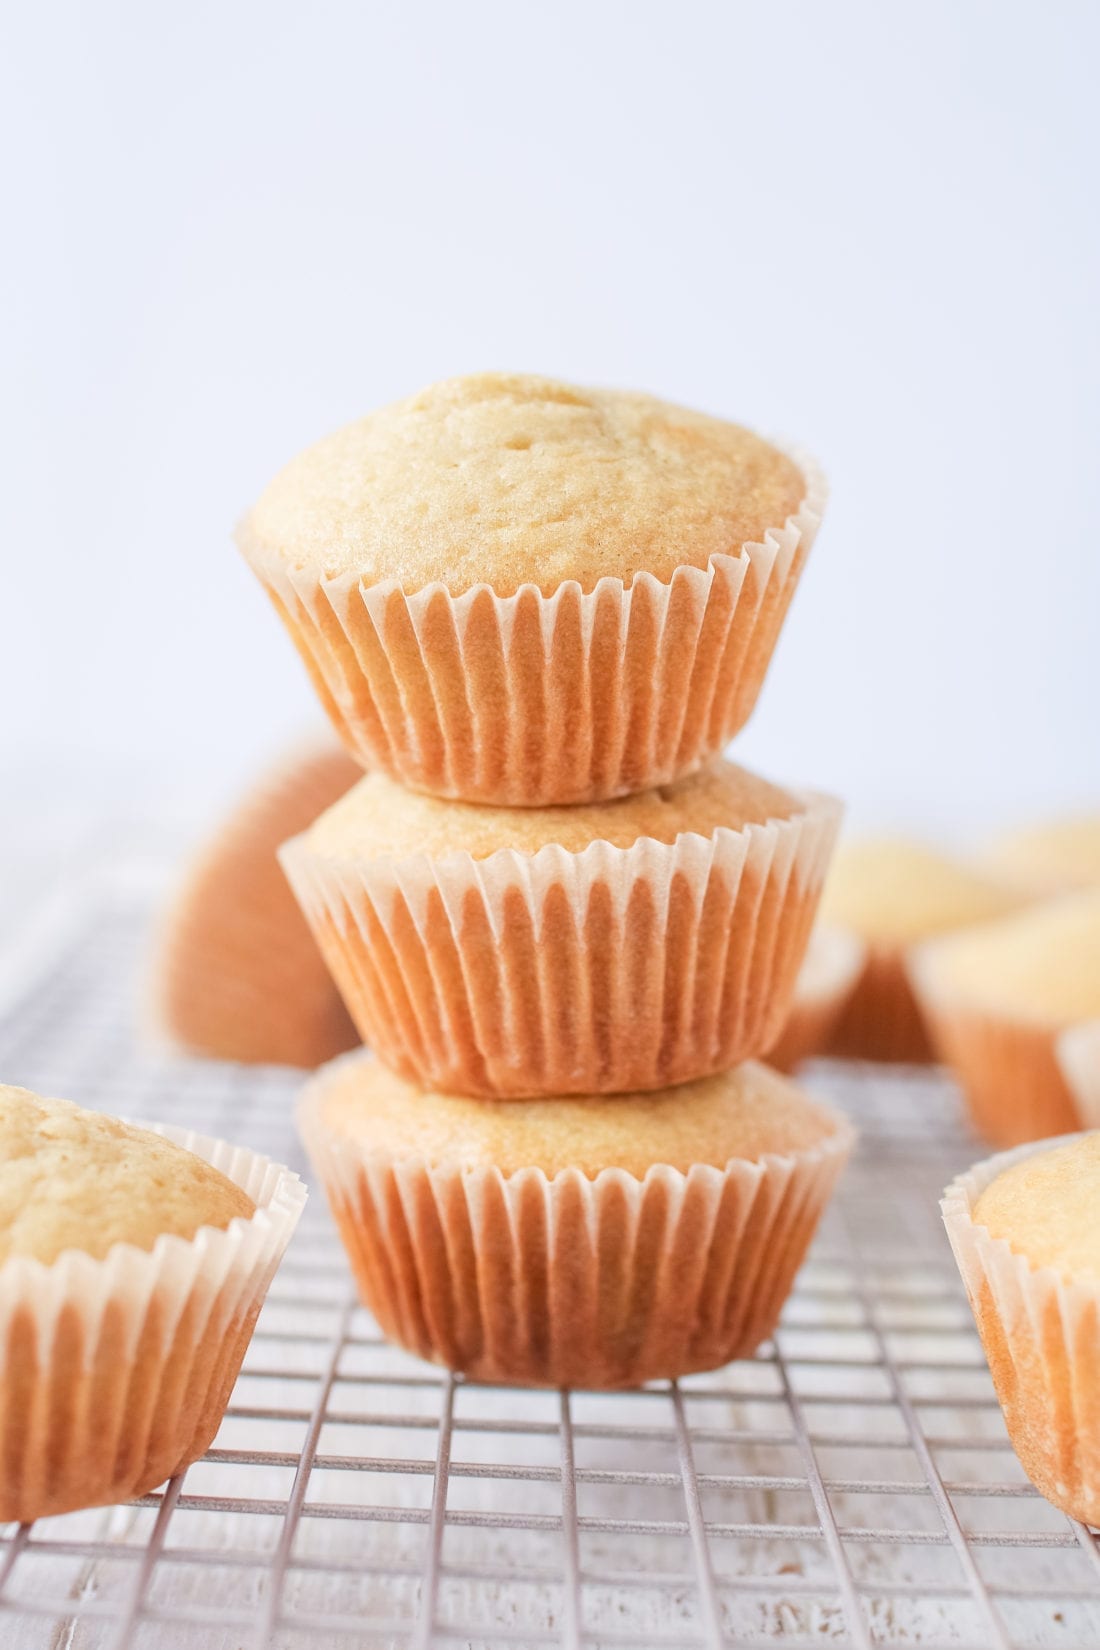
xmin=298 ymin=1070 xmax=853 ymax=1389
xmin=0 ymin=1128 xmax=305 ymax=1524
xmin=943 ymin=1140 xmax=1100 ymax=1526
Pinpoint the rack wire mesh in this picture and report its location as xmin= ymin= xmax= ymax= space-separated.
xmin=1 ymin=871 xmax=1098 ymax=1649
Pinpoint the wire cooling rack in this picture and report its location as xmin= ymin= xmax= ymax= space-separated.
xmin=1 ymin=870 xmax=1099 ymax=1650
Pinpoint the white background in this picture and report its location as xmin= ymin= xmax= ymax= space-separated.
xmin=2 ymin=1 xmax=1098 ymax=852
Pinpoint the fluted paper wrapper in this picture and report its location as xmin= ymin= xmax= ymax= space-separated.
xmin=1058 ymin=1022 xmax=1100 ymax=1128
xmin=910 ymin=952 xmax=1081 ymax=1146
xmin=766 ymin=925 xmax=865 ymax=1073
xmin=826 ymin=943 xmax=933 ymax=1063
xmin=942 ymin=1138 xmax=1100 ymax=1525
xmin=298 ymin=1079 xmax=854 ymax=1389
xmin=240 ymin=450 xmax=826 ymax=805
xmin=281 ymin=792 xmax=841 ymax=1098
xmin=0 ymin=1126 xmax=306 ymax=1523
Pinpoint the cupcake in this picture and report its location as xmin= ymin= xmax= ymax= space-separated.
xmin=985 ymin=813 xmax=1100 ymax=896
xmin=1059 ymin=1022 xmax=1100 ymax=1127
xmin=942 ymin=1133 xmax=1100 ymax=1525
xmin=817 ymin=837 xmax=1026 ymax=1062
xmin=237 ymin=373 xmax=825 ymax=806
xmin=911 ymin=891 xmax=1100 ymax=1146
xmin=154 ymin=739 xmax=362 ymax=1067
xmin=764 ymin=925 xmax=865 ymax=1073
xmin=279 ymin=759 xmax=841 ymax=1098
xmin=298 ymin=1052 xmax=854 ymax=1388
xmin=0 ymin=1087 xmax=305 ymax=1522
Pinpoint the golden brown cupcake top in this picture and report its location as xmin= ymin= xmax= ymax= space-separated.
xmin=310 ymin=1055 xmax=849 ymax=1178
xmin=239 ymin=372 xmax=808 ymax=598
xmin=819 ymin=836 xmax=1025 ymax=946
xmin=973 ymin=1133 xmax=1100 ymax=1281
xmin=296 ymin=758 xmax=801 ymax=863
xmin=0 ymin=1087 xmax=255 ymax=1266
xmin=986 ymin=814 xmax=1100 ymax=895
xmin=915 ymin=891 xmax=1100 ymax=1025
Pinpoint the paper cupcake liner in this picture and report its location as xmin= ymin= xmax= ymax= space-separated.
xmin=152 ymin=739 xmax=363 ymax=1069
xmin=1058 ymin=1022 xmax=1100 ymax=1128
xmin=765 ymin=926 xmax=866 ymax=1073
xmin=942 ymin=1138 xmax=1100 ymax=1525
xmin=909 ymin=954 xmax=1081 ymax=1146
xmin=298 ymin=1068 xmax=854 ymax=1389
xmin=280 ymin=791 xmax=841 ymax=1099
xmin=0 ymin=1126 xmax=306 ymax=1524
xmin=239 ymin=448 xmax=826 ymax=806
xmin=825 ymin=943 xmax=934 ymax=1063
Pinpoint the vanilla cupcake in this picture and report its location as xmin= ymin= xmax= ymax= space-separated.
xmin=1059 ymin=1022 xmax=1100 ymax=1127
xmin=0 ymin=1087 xmax=304 ymax=1522
xmin=764 ymin=925 xmax=865 ymax=1073
xmin=911 ymin=892 xmax=1100 ymax=1146
xmin=943 ymin=1134 xmax=1100 ymax=1525
xmin=238 ymin=373 xmax=825 ymax=806
xmin=985 ymin=813 xmax=1100 ymax=896
xmin=154 ymin=740 xmax=362 ymax=1068
xmin=299 ymin=1052 xmax=854 ymax=1388
xmin=280 ymin=759 xmax=840 ymax=1098
xmin=818 ymin=838 xmax=1026 ymax=1062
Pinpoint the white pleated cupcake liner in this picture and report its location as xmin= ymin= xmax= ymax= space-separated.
xmin=299 ymin=1063 xmax=854 ymax=1389
xmin=0 ymin=1124 xmax=306 ymax=1523
xmin=1058 ymin=1021 xmax=1100 ymax=1127
xmin=280 ymin=790 xmax=841 ymax=1098
xmin=240 ymin=446 xmax=826 ymax=805
xmin=942 ymin=1137 xmax=1100 ymax=1525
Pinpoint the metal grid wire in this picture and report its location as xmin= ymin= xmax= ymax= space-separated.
xmin=1 ymin=875 xmax=1099 ymax=1650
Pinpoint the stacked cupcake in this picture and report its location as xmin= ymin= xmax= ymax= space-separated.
xmin=239 ymin=372 xmax=854 ymax=1387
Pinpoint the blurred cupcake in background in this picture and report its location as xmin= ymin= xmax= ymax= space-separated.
xmin=984 ymin=812 xmax=1100 ymax=896
xmin=764 ymin=925 xmax=865 ymax=1073
xmin=912 ymin=891 xmax=1100 ymax=1146
xmin=817 ymin=837 xmax=1026 ymax=1062
xmin=154 ymin=740 xmax=362 ymax=1068
xmin=1058 ymin=1020 xmax=1100 ymax=1129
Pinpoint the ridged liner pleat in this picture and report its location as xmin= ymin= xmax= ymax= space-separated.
xmin=910 ymin=951 xmax=1082 ymax=1146
xmin=942 ymin=1138 xmax=1100 ymax=1525
xmin=0 ymin=1127 xmax=306 ymax=1523
xmin=299 ymin=1078 xmax=854 ymax=1389
xmin=280 ymin=792 xmax=841 ymax=1098
xmin=240 ymin=449 xmax=826 ymax=805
